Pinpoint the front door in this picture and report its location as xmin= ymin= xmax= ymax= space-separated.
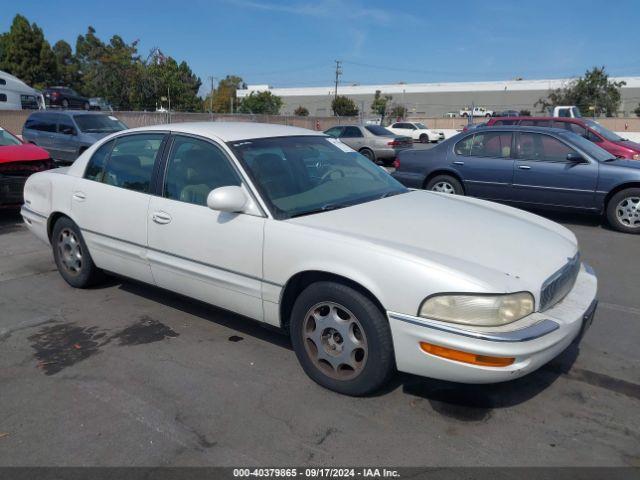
xmin=71 ymin=132 xmax=167 ymax=283
xmin=511 ymin=132 xmax=598 ymax=209
xmin=52 ymin=115 xmax=79 ymax=163
xmin=146 ymin=134 xmax=265 ymax=321
xmin=451 ymin=130 xmax=515 ymax=201
xmin=338 ymin=126 xmax=365 ymax=151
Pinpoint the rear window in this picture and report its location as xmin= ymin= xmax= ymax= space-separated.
xmin=365 ymin=125 xmax=394 ymax=136
xmin=0 ymin=129 xmax=21 ymax=146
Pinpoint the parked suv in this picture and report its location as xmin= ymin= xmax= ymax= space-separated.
xmin=22 ymin=111 xmax=127 ymax=164
xmin=486 ymin=116 xmax=640 ymax=160
xmin=43 ymin=87 xmax=90 ymax=110
xmin=324 ymin=125 xmax=412 ymax=165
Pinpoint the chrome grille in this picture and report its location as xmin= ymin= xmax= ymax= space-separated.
xmin=540 ymin=253 xmax=581 ymax=311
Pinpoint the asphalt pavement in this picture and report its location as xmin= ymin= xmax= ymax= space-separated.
xmin=0 ymin=205 xmax=638 ymax=467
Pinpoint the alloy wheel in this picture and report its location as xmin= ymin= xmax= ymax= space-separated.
xmin=432 ymin=181 xmax=456 ymax=194
xmin=302 ymin=302 xmax=368 ymax=380
xmin=616 ymin=196 xmax=640 ymax=229
xmin=57 ymin=228 xmax=83 ymax=275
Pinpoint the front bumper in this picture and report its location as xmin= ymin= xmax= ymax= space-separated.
xmin=387 ymin=263 xmax=597 ymax=383
xmin=0 ymin=176 xmax=27 ymax=207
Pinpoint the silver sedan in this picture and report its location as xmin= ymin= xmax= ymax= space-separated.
xmin=324 ymin=125 xmax=412 ymax=165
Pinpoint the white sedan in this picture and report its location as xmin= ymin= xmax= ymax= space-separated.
xmin=21 ymin=122 xmax=598 ymax=396
xmin=386 ymin=121 xmax=442 ymax=143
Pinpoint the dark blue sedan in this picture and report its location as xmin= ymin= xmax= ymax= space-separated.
xmin=392 ymin=126 xmax=640 ymax=234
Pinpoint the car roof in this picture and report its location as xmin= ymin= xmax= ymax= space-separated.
xmin=27 ymin=110 xmax=107 ymax=118
xmin=129 ymin=122 xmax=325 ymax=142
xmin=473 ymin=125 xmax=571 ymax=135
xmin=490 ymin=116 xmax=586 ymax=124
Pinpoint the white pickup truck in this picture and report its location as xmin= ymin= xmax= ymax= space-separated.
xmin=459 ymin=106 xmax=493 ymax=118
xmin=550 ymin=106 xmax=581 ymax=118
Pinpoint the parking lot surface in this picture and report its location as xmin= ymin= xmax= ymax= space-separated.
xmin=0 ymin=207 xmax=639 ymax=467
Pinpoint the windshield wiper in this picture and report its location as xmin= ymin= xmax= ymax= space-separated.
xmin=289 ymin=202 xmax=351 ymax=218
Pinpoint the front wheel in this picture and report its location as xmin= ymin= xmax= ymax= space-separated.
xmin=425 ymin=175 xmax=464 ymax=195
xmin=606 ymin=188 xmax=640 ymax=234
xmin=359 ymin=148 xmax=376 ymax=163
xmin=290 ymin=281 xmax=395 ymax=396
xmin=419 ymin=134 xmax=429 ymax=144
xmin=52 ymin=217 xmax=104 ymax=287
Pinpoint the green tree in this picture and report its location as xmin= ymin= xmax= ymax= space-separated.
xmin=238 ymin=91 xmax=283 ymax=115
xmin=634 ymin=104 xmax=640 ymax=117
xmin=294 ymin=105 xmax=309 ymax=116
xmin=203 ymin=75 xmax=246 ymax=113
xmin=52 ymin=40 xmax=81 ymax=89
xmin=371 ymin=90 xmax=393 ymax=123
xmin=519 ymin=109 xmax=531 ymax=116
xmin=331 ymin=95 xmax=359 ymax=116
xmin=0 ymin=14 xmax=57 ymax=88
xmin=535 ymin=67 xmax=625 ymax=117
xmin=389 ymin=104 xmax=407 ymax=119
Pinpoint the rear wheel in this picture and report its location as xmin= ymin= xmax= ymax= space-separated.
xmin=425 ymin=175 xmax=464 ymax=195
xmin=290 ymin=281 xmax=395 ymax=396
xmin=359 ymin=148 xmax=376 ymax=163
xmin=52 ymin=217 xmax=104 ymax=287
xmin=606 ymin=188 xmax=640 ymax=234
xmin=419 ymin=134 xmax=429 ymax=144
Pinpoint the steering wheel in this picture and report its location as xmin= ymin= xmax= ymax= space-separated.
xmin=320 ymin=168 xmax=346 ymax=183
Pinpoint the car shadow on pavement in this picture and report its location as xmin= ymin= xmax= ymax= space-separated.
xmin=116 ymin=279 xmax=293 ymax=351
xmin=0 ymin=209 xmax=23 ymax=233
xmin=526 ymin=208 xmax=611 ymax=230
xmin=395 ymin=342 xmax=581 ymax=421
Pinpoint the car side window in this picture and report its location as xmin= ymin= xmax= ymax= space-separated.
xmin=341 ymin=127 xmax=363 ymax=138
xmin=516 ymin=133 xmax=576 ymax=162
xmin=324 ymin=127 xmax=342 ymax=138
xmin=58 ymin=116 xmax=76 ymax=135
xmin=84 ymin=139 xmax=116 ymax=182
xmin=99 ymin=134 xmax=164 ymax=193
xmin=164 ymin=136 xmax=241 ymax=206
xmin=391 ymin=123 xmax=401 ymax=129
xmin=454 ymin=135 xmax=474 ymax=156
xmin=469 ymin=131 xmax=513 ymax=158
xmin=566 ymin=123 xmax=587 ymax=136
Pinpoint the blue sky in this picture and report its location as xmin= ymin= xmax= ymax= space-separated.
xmin=2 ymin=0 xmax=640 ymax=93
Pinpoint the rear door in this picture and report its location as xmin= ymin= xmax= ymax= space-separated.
xmin=52 ymin=115 xmax=79 ymax=162
xmin=512 ymin=132 xmax=598 ymax=209
xmin=451 ymin=131 xmax=515 ymax=201
xmin=71 ymin=132 xmax=168 ymax=283
xmin=339 ymin=126 xmax=365 ymax=150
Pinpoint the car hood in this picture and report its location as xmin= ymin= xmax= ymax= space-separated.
xmin=288 ymin=190 xmax=578 ymax=293
xmin=0 ymin=143 xmax=50 ymax=163
xmin=602 ymin=158 xmax=640 ymax=169
xmin=614 ymin=139 xmax=640 ymax=152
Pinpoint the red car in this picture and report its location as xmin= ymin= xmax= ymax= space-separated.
xmin=0 ymin=127 xmax=54 ymax=208
xmin=485 ymin=116 xmax=640 ymax=160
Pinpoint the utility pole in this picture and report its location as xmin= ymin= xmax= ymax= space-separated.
xmin=208 ymin=76 xmax=215 ymax=116
xmin=230 ymin=96 xmax=234 ymax=114
xmin=334 ymin=60 xmax=342 ymax=104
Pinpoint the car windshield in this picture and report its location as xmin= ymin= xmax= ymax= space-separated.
xmin=0 ymin=128 xmax=21 ymax=147
xmin=585 ymin=120 xmax=623 ymax=142
xmin=74 ymin=114 xmax=126 ymax=133
xmin=229 ymin=136 xmax=408 ymax=219
xmin=415 ymin=123 xmax=427 ymax=129
xmin=563 ymin=132 xmax=616 ymax=161
xmin=364 ymin=125 xmax=394 ymax=136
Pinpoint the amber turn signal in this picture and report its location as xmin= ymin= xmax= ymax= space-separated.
xmin=419 ymin=342 xmax=515 ymax=367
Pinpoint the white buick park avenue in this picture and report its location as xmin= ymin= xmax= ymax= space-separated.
xmin=21 ymin=122 xmax=598 ymax=396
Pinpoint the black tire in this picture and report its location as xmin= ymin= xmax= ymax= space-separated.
xmin=485 ymin=113 xmax=491 ymax=118
xmin=419 ymin=134 xmax=429 ymax=144
xmin=290 ymin=281 xmax=395 ymax=396
xmin=62 ymin=99 xmax=69 ymax=109
xmin=425 ymin=174 xmax=464 ymax=195
xmin=606 ymin=188 xmax=640 ymax=234
xmin=51 ymin=217 xmax=104 ymax=288
xmin=359 ymin=148 xmax=376 ymax=163
xmin=461 ymin=112 xmax=468 ymax=118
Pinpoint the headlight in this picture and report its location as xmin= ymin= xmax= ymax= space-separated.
xmin=419 ymin=292 xmax=534 ymax=326
xmin=632 ymin=154 xmax=640 ymax=160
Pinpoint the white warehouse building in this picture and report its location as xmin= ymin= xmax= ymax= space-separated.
xmin=236 ymin=77 xmax=640 ymax=117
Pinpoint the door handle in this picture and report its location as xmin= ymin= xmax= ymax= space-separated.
xmin=72 ymin=191 xmax=86 ymax=201
xmin=518 ymin=165 xmax=531 ymax=170
xmin=453 ymin=161 xmax=465 ymax=166
xmin=152 ymin=211 xmax=172 ymax=225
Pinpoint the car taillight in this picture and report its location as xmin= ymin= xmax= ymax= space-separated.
xmin=392 ymin=158 xmax=400 ymax=169
xmin=387 ymin=140 xmax=400 ymax=147
xmin=51 ymin=91 xmax=59 ymax=98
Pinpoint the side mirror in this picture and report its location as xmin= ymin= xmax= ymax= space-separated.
xmin=206 ymin=186 xmax=249 ymax=213
xmin=567 ymin=152 xmax=587 ymax=164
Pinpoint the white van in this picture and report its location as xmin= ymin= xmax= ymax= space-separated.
xmin=0 ymin=70 xmax=44 ymax=110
